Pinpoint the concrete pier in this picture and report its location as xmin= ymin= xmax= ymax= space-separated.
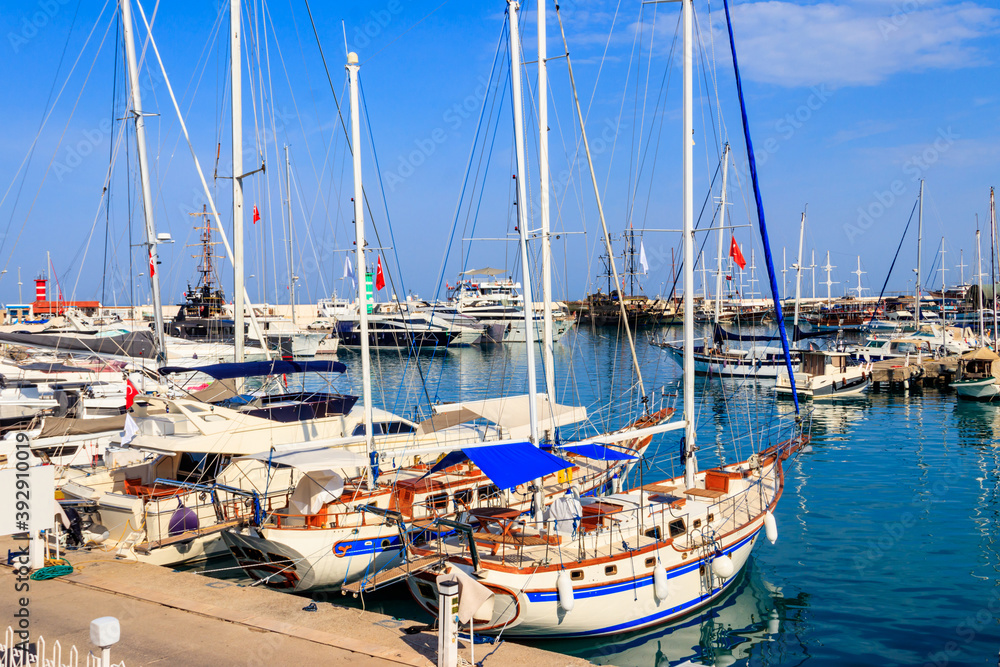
xmin=1 ymin=537 xmax=594 ymax=666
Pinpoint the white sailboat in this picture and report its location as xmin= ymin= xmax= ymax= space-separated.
xmin=217 ymin=42 xmax=674 ymax=593
xmin=403 ymin=0 xmax=806 ymax=638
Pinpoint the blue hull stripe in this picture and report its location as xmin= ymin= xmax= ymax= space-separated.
xmin=524 ymin=528 xmax=759 ymax=605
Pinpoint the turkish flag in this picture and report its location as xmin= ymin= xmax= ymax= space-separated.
xmin=148 ymin=249 xmax=155 ymax=277
xmin=375 ymin=255 xmax=385 ymax=291
xmin=253 ymin=204 xmax=260 ymax=224
xmin=125 ymin=379 xmax=139 ymax=410
xmin=729 ymin=235 xmax=746 ymax=270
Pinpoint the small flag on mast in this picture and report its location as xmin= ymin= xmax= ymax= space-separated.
xmin=375 ymin=255 xmax=386 ymax=291
xmin=148 ymin=249 xmax=155 ymax=277
xmin=729 ymin=235 xmax=746 ymax=270
xmin=252 ymin=204 xmax=260 ymax=224
xmin=639 ymin=241 xmax=649 ymax=274
xmin=343 ymin=256 xmax=356 ymax=288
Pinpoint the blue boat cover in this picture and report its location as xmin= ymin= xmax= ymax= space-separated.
xmin=423 ymin=442 xmax=570 ymax=490
xmin=158 ymin=360 xmax=346 ymax=379
xmin=463 ymin=442 xmax=570 ymax=490
xmin=557 ymin=443 xmax=637 ymax=461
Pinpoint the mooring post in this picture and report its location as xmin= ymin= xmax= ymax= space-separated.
xmin=437 ymin=579 xmax=459 ymax=667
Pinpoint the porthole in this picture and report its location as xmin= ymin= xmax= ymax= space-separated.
xmin=668 ymin=519 xmax=685 ymax=538
xmin=605 ymin=565 xmax=617 ymax=576
xmin=644 ymin=557 xmax=656 ymax=568
xmin=570 ymin=569 xmax=584 ymax=581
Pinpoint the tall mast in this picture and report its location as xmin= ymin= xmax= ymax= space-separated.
xmin=977 ymin=229 xmax=984 ymax=346
xmin=915 ymin=179 xmax=924 ymax=324
xmin=810 ymin=249 xmax=816 ymax=299
xmin=959 ymin=250 xmax=966 ymax=286
xmin=120 ymin=0 xmax=167 ymax=362
xmin=537 ymin=0 xmax=554 ymax=401
xmin=793 ymin=208 xmax=805 ymax=327
xmin=824 ymin=251 xmax=835 ymax=303
xmin=991 ymin=188 xmax=998 ymax=344
xmin=508 ymin=1 xmax=539 ymax=446
xmin=347 ymin=52 xmax=374 ymax=486
xmin=699 ymin=252 xmax=707 ymax=301
xmin=554 ymin=5 xmax=645 ymax=398
xmin=681 ymin=0 xmax=697 ymax=489
xmin=853 ymin=256 xmax=865 ymax=298
xmin=938 ymin=237 xmax=946 ymax=344
xmin=285 ymin=145 xmax=296 ymax=326
xmin=230 ymin=0 xmax=245 ymax=362
xmin=714 ymin=143 xmax=729 ymax=324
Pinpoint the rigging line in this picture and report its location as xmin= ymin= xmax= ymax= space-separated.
xmin=633 ymin=12 xmax=681 ymax=232
xmin=422 ymin=18 xmax=506 ymax=311
xmin=625 ymin=0 xmax=660 ymax=232
xmin=692 ymin=6 xmax=722 ymax=174
xmin=298 ymin=1 xmax=389 ymax=293
xmin=459 ymin=45 xmax=511 ymax=277
xmin=866 ymin=197 xmax=920 ymax=328
xmin=1 ymin=6 xmax=117 ymax=282
xmin=358 ymin=79 xmax=436 ymax=407
xmin=721 ymin=0 xmax=798 ymax=413
xmin=284 ymin=2 xmax=337 ymax=242
xmin=68 ymin=76 xmax=134 ymax=303
xmin=103 ymin=6 xmax=122 ymax=305
xmin=0 ymin=0 xmax=84 ymax=218
xmin=0 ymin=0 xmax=103 ymax=267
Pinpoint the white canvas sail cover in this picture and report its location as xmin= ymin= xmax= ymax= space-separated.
xmin=418 ymin=394 xmax=587 ymax=439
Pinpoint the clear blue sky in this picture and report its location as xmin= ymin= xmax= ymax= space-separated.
xmin=0 ymin=0 xmax=997 ymax=308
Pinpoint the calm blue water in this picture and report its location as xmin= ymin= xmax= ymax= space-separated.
xmin=211 ymin=326 xmax=1000 ymax=665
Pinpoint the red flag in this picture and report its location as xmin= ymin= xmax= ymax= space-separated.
xmin=125 ymin=378 xmax=139 ymax=410
xmin=375 ymin=255 xmax=385 ymax=291
xmin=253 ymin=204 xmax=260 ymax=224
xmin=729 ymin=235 xmax=746 ymax=270
xmin=148 ymin=249 xmax=155 ymax=277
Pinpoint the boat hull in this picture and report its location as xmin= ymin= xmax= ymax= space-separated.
xmin=408 ymin=523 xmax=762 ymax=638
xmin=951 ymin=377 xmax=1000 ymax=400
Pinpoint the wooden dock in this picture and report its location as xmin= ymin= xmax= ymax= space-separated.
xmin=869 ymin=355 xmax=960 ymax=390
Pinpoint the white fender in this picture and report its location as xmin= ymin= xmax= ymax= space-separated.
xmin=712 ymin=555 xmax=734 ymax=579
xmin=764 ymin=511 xmax=778 ymax=545
xmin=653 ymin=564 xmax=669 ymax=601
xmin=557 ymin=570 xmax=575 ymax=612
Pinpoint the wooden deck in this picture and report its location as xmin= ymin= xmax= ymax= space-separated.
xmin=341 ymin=555 xmax=443 ymax=596
xmin=869 ymin=355 xmax=959 ymax=389
xmin=134 ymin=519 xmax=244 ymax=554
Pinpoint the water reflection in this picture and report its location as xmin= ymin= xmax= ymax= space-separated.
xmin=547 ymin=561 xmax=810 ymax=667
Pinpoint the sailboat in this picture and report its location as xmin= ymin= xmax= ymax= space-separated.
xmin=403 ymin=0 xmax=806 ymax=637
xmin=652 ymin=148 xmax=798 ymax=379
xmin=218 ymin=40 xmax=674 ymax=592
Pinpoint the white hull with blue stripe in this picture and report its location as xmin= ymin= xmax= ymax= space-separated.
xmin=407 ymin=435 xmax=802 ymax=638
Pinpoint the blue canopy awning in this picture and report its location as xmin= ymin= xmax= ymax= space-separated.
xmin=557 ymin=443 xmax=637 ymax=461
xmin=422 ymin=442 xmax=570 ymax=490
xmin=464 ymin=442 xmax=570 ymax=490
xmin=158 ymin=360 xmax=346 ymax=379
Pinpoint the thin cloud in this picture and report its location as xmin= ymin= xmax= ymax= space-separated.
xmin=713 ymin=1 xmax=999 ymax=87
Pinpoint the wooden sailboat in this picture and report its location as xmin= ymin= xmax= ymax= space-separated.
xmin=402 ymin=0 xmax=806 ymax=638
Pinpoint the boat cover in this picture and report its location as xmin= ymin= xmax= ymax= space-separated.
xmin=0 ymin=330 xmax=158 ymax=357
xmin=420 ymin=394 xmax=586 ymax=439
xmin=158 ymin=359 xmax=346 ymax=379
xmin=557 ymin=443 xmax=637 ymax=461
xmin=425 ymin=441 xmax=570 ymax=490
